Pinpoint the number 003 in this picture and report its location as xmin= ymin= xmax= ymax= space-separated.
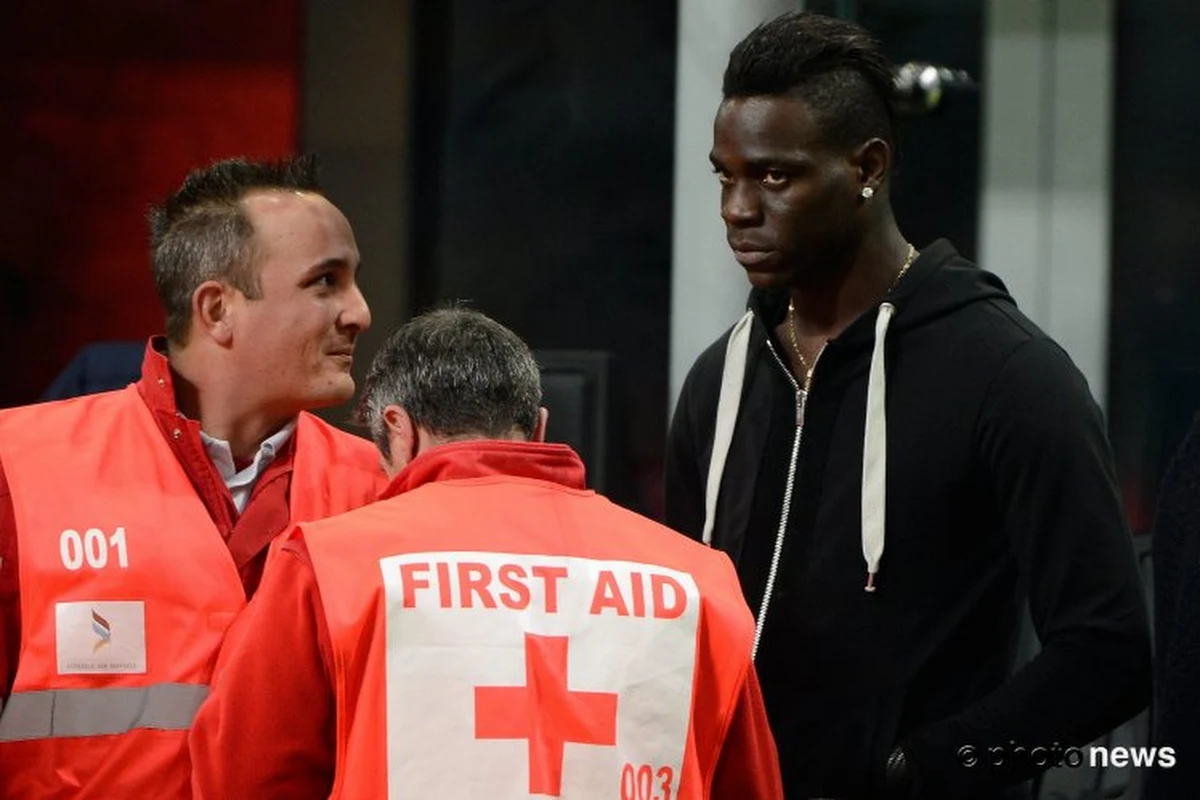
xmin=59 ymin=527 xmax=129 ymax=570
xmin=620 ymin=763 xmax=674 ymax=800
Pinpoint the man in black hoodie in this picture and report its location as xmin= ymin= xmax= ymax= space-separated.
xmin=664 ymin=11 xmax=1151 ymax=799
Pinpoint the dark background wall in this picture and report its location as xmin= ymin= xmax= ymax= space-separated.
xmin=410 ymin=0 xmax=679 ymax=517
xmin=1108 ymin=0 xmax=1200 ymax=533
xmin=301 ymin=0 xmax=413 ymax=430
xmin=0 ymin=1 xmax=302 ymax=408
xmin=807 ymin=0 xmax=984 ymax=262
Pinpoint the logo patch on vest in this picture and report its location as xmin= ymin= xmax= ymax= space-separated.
xmin=56 ymin=600 xmax=147 ymax=674
xmin=379 ymin=551 xmax=701 ymax=799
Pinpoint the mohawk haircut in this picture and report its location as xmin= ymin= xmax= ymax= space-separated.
xmin=723 ymin=11 xmax=898 ymax=154
xmin=148 ymin=154 xmax=322 ymax=344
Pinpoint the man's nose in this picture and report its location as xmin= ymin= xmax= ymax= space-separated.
xmin=340 ymin=282 xmax=372 ymax=333
xmin=721 ymin=181 xmax=760 ymax=227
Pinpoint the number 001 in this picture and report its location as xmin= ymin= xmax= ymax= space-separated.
xmin=59 ymin=527 xmax=129 ymax=570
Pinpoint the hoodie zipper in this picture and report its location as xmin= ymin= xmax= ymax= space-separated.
xmin=752 ymin=336 xmax=814 ymax=659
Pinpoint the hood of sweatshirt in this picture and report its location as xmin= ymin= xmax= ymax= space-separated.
xmin=746 ymin=238 xmax=1013 ymax=342
xmin=703 ymin=239 xmax=1015 ymax=611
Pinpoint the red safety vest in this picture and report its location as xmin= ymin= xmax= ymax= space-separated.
xmin=0 ymin=386 xmax=383 ymax=799
xmin=304 ymin=449 xmax=755 ymax=800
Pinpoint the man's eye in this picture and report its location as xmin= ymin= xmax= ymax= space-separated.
xmin=762 ymin=170 xmax=787 ymax=187
xmin=712 ymin=168 xmax=733 ymax=186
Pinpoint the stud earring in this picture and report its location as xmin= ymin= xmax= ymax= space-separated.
xmin=860 ymin=186 xmax=875 ymax=200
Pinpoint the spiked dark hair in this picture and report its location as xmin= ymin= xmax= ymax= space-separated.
xmin=148 ymin=154 xmax=322 ymax=344
xmin=723 ymin=11 xmax=897 ymax=154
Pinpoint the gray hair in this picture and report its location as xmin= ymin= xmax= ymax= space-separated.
xmin=148 ymin=154 xmax=322 ymax=344
xmin=355 ymin=307 xmax=543 ymax=459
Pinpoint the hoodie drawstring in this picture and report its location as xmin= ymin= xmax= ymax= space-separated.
xmin=702 ymin=310 xmax=754 ymax=547
xmin=861 ymin=302 xmax=895 ymax=591
xmin=705 ymin=295 xmax=898 ymax=611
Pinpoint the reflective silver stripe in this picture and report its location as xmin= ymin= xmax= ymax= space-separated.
xmin=0 ymin=683 xmax=208 ymax=742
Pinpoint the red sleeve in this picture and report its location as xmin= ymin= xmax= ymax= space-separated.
xmin=189 ymin=531 xmax=336 ymax=800
xmin=711 ymin=666 xmax=785 ymax=800
xmin=0 ymin=464 xmax=20 ymax=701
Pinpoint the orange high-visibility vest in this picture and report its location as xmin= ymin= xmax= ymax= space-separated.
xmin=304 ymin=446 xmax=755 ymax=800
xmin=0 ymin=386 xmax=384 ymax=799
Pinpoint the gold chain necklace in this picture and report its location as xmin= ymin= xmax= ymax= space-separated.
xmin=786 ymin=306 xmax=824 ymax=390
xmin=786 ymin=243 xmax=917 ymax=389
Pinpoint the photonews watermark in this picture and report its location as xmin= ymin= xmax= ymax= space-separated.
xmin=957 ymin=742 xmax=1176 ymax=770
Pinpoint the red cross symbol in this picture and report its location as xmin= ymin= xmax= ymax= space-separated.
xmin=475 ymin=633 xmax=619 ymax=796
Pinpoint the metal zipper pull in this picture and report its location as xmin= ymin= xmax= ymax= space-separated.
xmin=796 ymin=388 xmax=807 ymax=428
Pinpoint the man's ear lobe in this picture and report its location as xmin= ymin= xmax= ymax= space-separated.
xmin=854 ymin=137 xmax=892 ymax=191
xmin=383 ymin=405 xmax=417 ymax=462
xmin=192 ymin=281 xmax=233 ymax=346
xmin=532 ymin=407 xmax=549 ymax=443
xmin=383 ymin=405 xmax=407 ymax=438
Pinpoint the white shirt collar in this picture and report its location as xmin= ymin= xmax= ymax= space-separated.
xmin=200 ymin=420 xmax=297 ymax=512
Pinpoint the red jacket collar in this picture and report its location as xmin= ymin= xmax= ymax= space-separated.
xmin=131 ymin=336 xmax=297 ymax=535
xmin=136 ymin=336 xmax=180 ymax=415
xmin=382 ymin=440 xmax=588 ymax=499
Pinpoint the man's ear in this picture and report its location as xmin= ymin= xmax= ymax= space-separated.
xmin=853 ymin=137 xmax=892 ymax=197
xmin=531 ymin=407 xmax=549 ymax=443
xmin=192 ymin=281 xmax=235 ymax=346
xmin=383 ymin=404 xmax=417 ymax=466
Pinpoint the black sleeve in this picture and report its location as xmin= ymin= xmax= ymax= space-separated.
xmin=902 ymin=337 xmax=1152 ymax=796
xmin=1143 ymin=412 xmax=1200 ymax=798
xmin=664 ymin=362 xmax=707 ymax=542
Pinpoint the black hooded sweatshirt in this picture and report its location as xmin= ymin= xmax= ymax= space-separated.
xmin=665 ymin=240 xmax=1151 ymax=798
